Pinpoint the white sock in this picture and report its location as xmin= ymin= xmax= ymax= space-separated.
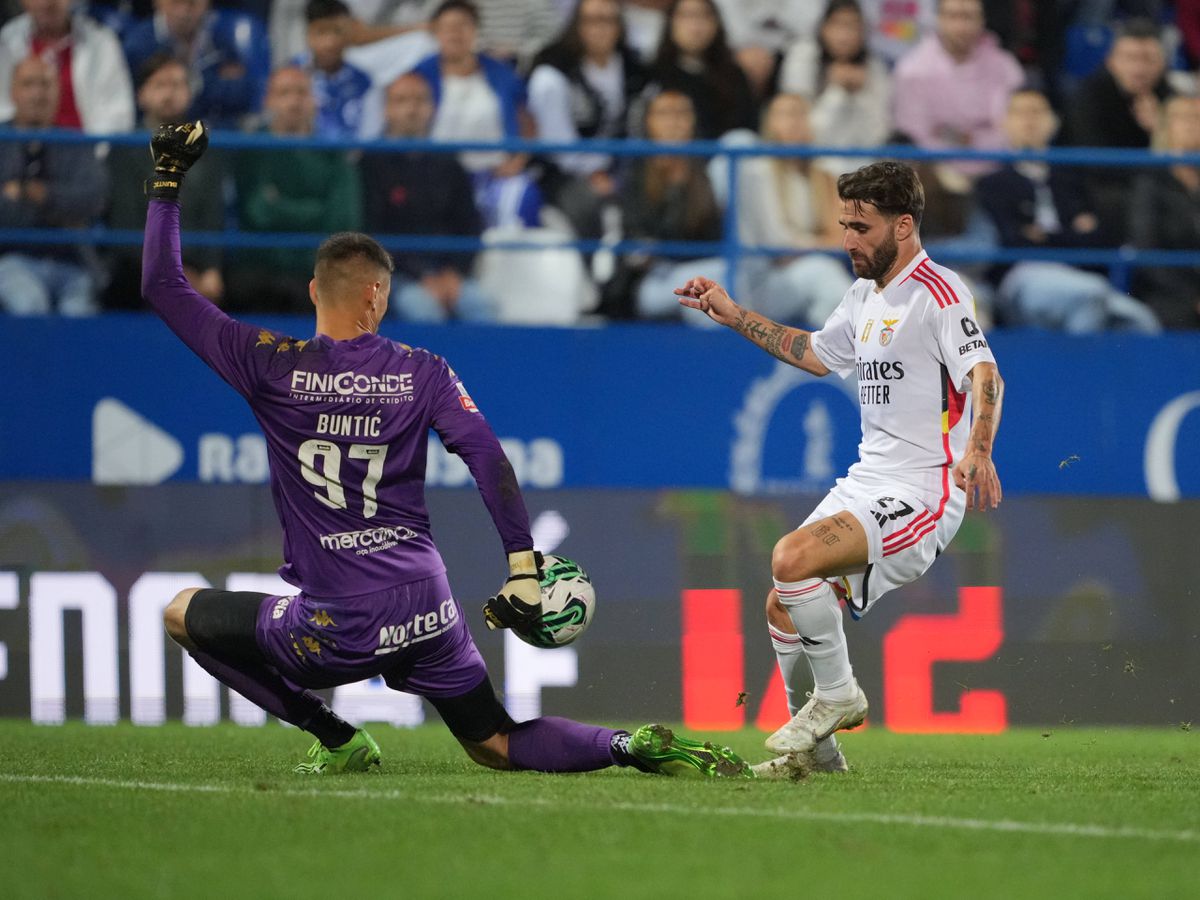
xmin=769 ymin=623 xmax=843 ymax=762
xmin=768 ymin=623 xmax=808 ymax=716
xmin=814 ymin=733 xmax=841 ymax=763
xmin=773 ymin=577 xmax=857 ymax=703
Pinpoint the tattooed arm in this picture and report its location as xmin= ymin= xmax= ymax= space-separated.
xmin=674 ymin=276 xmax=831 ymax=376
xmin=952 ymin=361 xmax=1004 ymax=510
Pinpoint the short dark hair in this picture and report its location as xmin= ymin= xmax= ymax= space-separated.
xmin=1114 ymin=17 xmax=1162 ymax=43
xmin=430 ymin=0 xmax=479 ymax=23
xmin=837 ymin=161 xmax=925 ymax=228
xmin=137 ymin=51 xmax=187 ymax=90
xmin=305 ymin=0 xmax=351 ymax=23
xmin=315 ymin=232 xmax=394 ymax=277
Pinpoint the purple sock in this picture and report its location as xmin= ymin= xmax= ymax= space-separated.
xmin=189 ymin=648 xmax=326 ymax=729
xmin=506 ymin=717 xmax=622 ymax=772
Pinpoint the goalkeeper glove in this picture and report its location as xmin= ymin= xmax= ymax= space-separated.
xmin=483 ymin=550 xmax=544 ymax=631
xmin=145 ymin=120 xmax=209 ymax=201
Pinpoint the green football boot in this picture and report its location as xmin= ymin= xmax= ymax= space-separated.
xmin=294 ymin=729 xmax=381 ymax=775
xmin=628 ymin=724 xmax=754 ymax=778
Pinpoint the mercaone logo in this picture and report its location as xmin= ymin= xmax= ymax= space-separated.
xmin=320 ymin=525 xmax=419 ymax=553
xmin=290 ymin=370 xmax=414 ymax=398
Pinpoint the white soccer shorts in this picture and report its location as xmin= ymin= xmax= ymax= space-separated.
xmin=799 ymin=472 xmax=966 ymax=618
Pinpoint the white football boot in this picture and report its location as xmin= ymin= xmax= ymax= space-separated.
xmin=751 ymin=737 xmax=850 ymax=780
xmin=753 ymin=748 xmax=849 ymax=782
xmin=764 ymin=684 xmax=868 ymax=755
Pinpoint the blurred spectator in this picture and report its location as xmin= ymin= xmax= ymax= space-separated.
xmin=738 ymin=93 xmax=853 ymax=328
xmin=608 ymin=89 xmax=723 ymax=321
xmin=294 ymin=0 xmax=371 ymax=138
xmin=1180 ymin=0 xmax=1200 ymax=68
xmin=415 ymin=0 xmax=543 ymax=230
xmin=361 ymin=72 xmax=493 ymax=322
xmin=342 ymin=16 xmax=437 ymax=138
xmin=270 ymin=0 xmax=429 ymax=68
xmin=644 ymin=0 xmax=756 ymax=139
xmin=0 ymin=0 xmax=133 ymax=132
xmin=859 ymin=0 xmax=934 ymax=68
xmin=711 ymin=0 xmax=820 ymax=99
xmin=527 ymin=0 xmax=647 ymax=238
xmin=1062 ymin=18 xmax=1173 ymax=242
xmin=230 ymin=65 xmax=361 ymax=311
xmin=0 ymin=56 xmax=106 ymax=315
xmin=1129 ymin=94 xmax=1200 ymax=329
xmin=1072 ymin=0 xmax=1164 ymax=27
xmin=622 ymin=0 xmax=668 ymax=61
xmin=893 ymin=0 xmax=1023 ymax=179
xmin=474 ymin=0 xmax=561 ymax=67
xmin=414 ymin=0 xmax=524 ymax=174
xmin=976 ymin=88 xmax=1159 ymax=333
xmin=105 ymin=51 xmax=225 ymax=309
xmin=1063 ymin=18 xmax=1172 ymax=148
xmin=779 ymin=0 xmax=891 ymax=177
xmin=123 ymin=0 xmax=270 ymax=127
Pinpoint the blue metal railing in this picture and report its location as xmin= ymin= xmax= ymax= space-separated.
xmin=3 ymin=129 xmax=1199 ymax=299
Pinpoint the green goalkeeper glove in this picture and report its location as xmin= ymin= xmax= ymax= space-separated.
xmin=482 ymin=550 xmax=544 ymax=631
xmin=145 ymin=120 xmax=209 ymax=200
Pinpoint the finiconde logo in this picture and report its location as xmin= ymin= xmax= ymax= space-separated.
xmin=290 ymin=371 xmax=414 ymax=398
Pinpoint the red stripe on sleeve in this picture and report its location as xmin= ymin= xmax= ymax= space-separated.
xmin=912 ymin=269 xmax=951 ymax=308
xmin=920 ymin=262 xmax=960 ymax=306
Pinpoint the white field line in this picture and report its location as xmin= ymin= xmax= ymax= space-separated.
xmin=3 ymin=772 xmax=1198 ymax=844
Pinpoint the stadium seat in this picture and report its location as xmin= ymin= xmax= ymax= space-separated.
xmin=476 ymin=226 xmax=595 ymax=326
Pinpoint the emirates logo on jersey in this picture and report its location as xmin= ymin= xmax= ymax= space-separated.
xmin=879 ymin=318 xmax=900 ymax=346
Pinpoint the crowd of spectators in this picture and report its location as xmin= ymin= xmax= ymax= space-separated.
xmin=0 ymin=0 xmax=1198 ymax=329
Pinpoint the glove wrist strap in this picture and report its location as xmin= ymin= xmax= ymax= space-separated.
xmin=145 ymin=172 xmax=184 ymax=200
xmin=507 ymin=549 xmax=538 ymax=577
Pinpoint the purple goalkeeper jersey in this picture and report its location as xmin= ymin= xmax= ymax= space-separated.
xmin=142 ymin=200 xmax=531 ymax=598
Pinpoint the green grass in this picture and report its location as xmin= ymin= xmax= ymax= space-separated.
xmin=0 ymin=722 xmax=1196 ymax=900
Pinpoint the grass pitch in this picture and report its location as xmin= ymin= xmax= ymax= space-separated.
xmin=1 ymin=722 xmax=1196 ymax=900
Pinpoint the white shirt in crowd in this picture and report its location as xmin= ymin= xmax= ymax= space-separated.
xmin=431 ymin=71 xmax=506 ymax=172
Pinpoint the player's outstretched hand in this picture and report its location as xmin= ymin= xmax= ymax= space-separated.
xmin=483 ymin=550 xmax=544 ymax=631
xmin=146 ymin=121 xmax=209 ymax=200
xmin=674 ymin=276 xmax=741 ymax=327
xmin=151 ymin=121 xmax=209 ymax=174
xmin=953 ymin=451 xmax=1002 ymax=511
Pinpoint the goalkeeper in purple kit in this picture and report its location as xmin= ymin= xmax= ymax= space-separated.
xmin=144 ymin=122 xmax=751 ymax=778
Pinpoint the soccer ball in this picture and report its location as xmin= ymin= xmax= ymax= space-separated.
xmin=515 ymin=555 xmax=595 ymax=648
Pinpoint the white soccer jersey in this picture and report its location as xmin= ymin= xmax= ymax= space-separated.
xmin=811 ymin=250 xmax=996 ymax=500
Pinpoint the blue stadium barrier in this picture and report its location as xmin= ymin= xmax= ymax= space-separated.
xmin=3 ymin=129 xmax=1200 ymax=295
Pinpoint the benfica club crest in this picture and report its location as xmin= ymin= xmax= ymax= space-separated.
xmin=879 ymin=318 xmax=900 ymax=346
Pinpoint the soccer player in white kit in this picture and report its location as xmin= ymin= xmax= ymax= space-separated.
xmin=676 ymin=161 xmax=1005 ymax=776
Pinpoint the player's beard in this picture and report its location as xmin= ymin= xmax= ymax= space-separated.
xmin=852 ymin=231 xmax=899 ymax=284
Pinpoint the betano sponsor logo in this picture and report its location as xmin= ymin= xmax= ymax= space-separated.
xmin=290 ymin=370 xmax=414 ymax=399
xmin=319 ymin=525 xmax=419 ymax=554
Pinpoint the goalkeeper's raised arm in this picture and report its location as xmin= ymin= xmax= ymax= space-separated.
xmin=674 ymin=276 xmax=831 ymax=376
xmin=142 ymin=121 xmax=265 ymax=397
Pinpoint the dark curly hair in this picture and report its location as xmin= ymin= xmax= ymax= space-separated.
xmin=837 ymin=161 xmax=925 ymax=228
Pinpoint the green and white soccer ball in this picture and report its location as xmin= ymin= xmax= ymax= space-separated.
xmin=515 ymin=555 xmax=596 ymax=648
